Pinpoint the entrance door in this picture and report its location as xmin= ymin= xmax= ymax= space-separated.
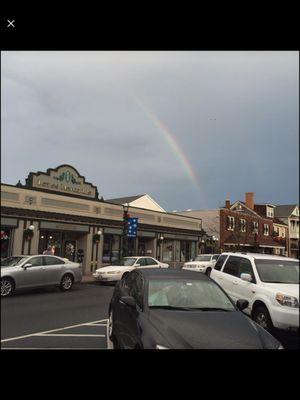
xmin=63 ymin=240 xmax=76 ymax=262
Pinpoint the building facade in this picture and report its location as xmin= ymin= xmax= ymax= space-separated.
xmin=179 ymin=193 xmax=285 ymax=255
xmin=274 ymin=205 xmax=299 ymax=259
xmin=1 ymin=165 xmax=203 ymax=274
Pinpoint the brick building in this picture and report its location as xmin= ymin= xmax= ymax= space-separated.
xmin=178 ymin=193 xmax=285 ymax=255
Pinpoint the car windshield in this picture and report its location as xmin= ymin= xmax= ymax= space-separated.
xmin=194 ymin=256 xmax=211 ymax=262
xmin=1 ymin=256 xmax=28 ymax=267
xmin=254 ymin=259 xmax=299 ymax=284
xmin=148 ymin=279 xmax=235 ymax=311
xmin=111 ymin=258 xmax=137 ymax=266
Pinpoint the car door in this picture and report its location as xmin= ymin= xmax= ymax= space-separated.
xmin=230 ymin=257 xmax=257 ymax=315
xmin=210 ymin=254 xmax=228 ymax=284
xmin=217 ymin=256 xmax=241 ymax=300
xmin=43 ymin=256 xmax=65 ymax=285
xmin=118 ymin=272 xmax=144 ymax=349
xmin=18 ymin=256 xmax=46 ymax=288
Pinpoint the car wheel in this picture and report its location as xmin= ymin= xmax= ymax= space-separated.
xmin=253 ymin=305 xmax=273 ymax=331
xmin=59 ymin=274 xmax=74 ymax=291
xmin=205 ymin=268 xmax=212 ymax=277
xmin=1 ymin=278 xmax=15 ymax=297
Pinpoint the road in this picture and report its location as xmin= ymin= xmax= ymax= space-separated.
xmin=1 ymin=281 xmax=298 ymax=349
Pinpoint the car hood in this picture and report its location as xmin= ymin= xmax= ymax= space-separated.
xmin=261 ymin=283 xmax=299 ymax=298
xmin=95 ymin=265 xmax=133 ymax=273
xmin=148 ymin=309 xmax=274 ymax=349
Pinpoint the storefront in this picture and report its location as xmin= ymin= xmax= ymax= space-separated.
xmin=0 ymin=217 xmax=18 ymax=259
xmin=1 ymin=164 xmax=203 ymax=274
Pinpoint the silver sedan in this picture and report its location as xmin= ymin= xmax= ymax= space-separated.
xmin=1 ymin=255 xmax=82 ymax=297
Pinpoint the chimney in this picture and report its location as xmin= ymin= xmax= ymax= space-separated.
xmin=225 ymin=198 xmax=231 ymax=209
xmin=245 ymin=192 xmax=254 ymax=210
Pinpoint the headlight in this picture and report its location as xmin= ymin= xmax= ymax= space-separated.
xmin=278 ymin=345 xmax=284 ymax=350
xmin=276 ymin=293 xmax=299 ymax=308
xmin=156 ymin=344 xmax=170 ymax=350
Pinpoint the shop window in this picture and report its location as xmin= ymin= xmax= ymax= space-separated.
xmin=1 ymin=229 xmax=11 ymax=259
xmin=163 ymin=240 xmax=173 ymax=262
xmin=174 ymin=240 xmax=181 ymax=262
xmin=103 ymin=234 xmax=122 ymax=263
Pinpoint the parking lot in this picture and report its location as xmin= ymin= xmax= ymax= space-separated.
xmin=1 ymin=280 xmax=299 ymax=350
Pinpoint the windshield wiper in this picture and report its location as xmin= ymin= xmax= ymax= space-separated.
xmin=149 ymin=305 xmax=195 ymax=311
xmin=190 ymin=307 xmax=232 ymax=312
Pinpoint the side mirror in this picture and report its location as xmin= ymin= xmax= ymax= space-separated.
xmin=23 ymin=263 xmax=32 ymax=269
xmin=240 ymin=273 xmax=252 ymax=282
xmin=120 ymin=296 xmax=136 ymax=308
xmin=236 ymin=299 xmax=249 ymax=311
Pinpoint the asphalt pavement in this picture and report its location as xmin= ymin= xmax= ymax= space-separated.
xmin=1 ymin=280 xmax=299 ymax=349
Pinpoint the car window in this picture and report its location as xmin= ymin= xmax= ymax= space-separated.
xmin=146 ymin=258 xmax=158 ymax=266
xmin=222 ymin=256 xmax=240 ymax=277
xmin=239 ymin=258 xmax=256 ymax=282
xmin=121 ymin=272 xmax=134 ymax=292
xmin=44 ymin=256 xmax=64 ymax=266
xmin=214 ymin=255 xmax=227 ymax=271
xmin=129 ymin=272 xmax=144 ymax=309
xmin=212 ymin=255 xmax=220 ymax=261
xmin=137 ymin=258 xmax=147 ymax=267
xmin=28 ymin=256 xmax=44 ymax=267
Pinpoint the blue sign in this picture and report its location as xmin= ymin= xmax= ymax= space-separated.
xmin=127 ymin=218 xmax=138 ymax=237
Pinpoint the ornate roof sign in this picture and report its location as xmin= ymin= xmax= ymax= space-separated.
xmin=25 ymin=165 xmax=99 ymax=200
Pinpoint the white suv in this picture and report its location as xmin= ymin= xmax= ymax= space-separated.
xmin=183 ymin=254 xmax=220 ymax=276
xmin=210 ymin=252 xmax=299 ymax=332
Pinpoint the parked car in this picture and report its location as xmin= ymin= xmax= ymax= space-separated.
xmin=182 ymin=254 xmax=220 ymax=276
xmin=1 ymin=255 xmax=82 ymax=297
xmin=108 ymin=268 xmax=282 ymax=349
xmin=210 ymin=252 xmax=299 ymax=332
xmin=93 ymin=256 xmax=169 ymax=283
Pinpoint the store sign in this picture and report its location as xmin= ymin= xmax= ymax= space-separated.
xmin=25 ymin=165 xmax=99 ymax=199
xmin=40 ymin=221 xmax=90 ymax=232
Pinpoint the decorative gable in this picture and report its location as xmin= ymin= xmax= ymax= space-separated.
xmin=230 ymin=201 xmax=259 ymax=216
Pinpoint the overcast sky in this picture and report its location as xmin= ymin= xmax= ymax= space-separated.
xmin=1 ymin=51 xmax=299 ymax=211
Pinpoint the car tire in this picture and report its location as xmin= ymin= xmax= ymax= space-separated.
xmin=122 ymin=272 xmax=129 ymax=280
xmin=1 ymin=277 xmax=15 ymax=297
xmin=205 ymin=268 xmax=212 ymax=277
xmin=59 ymin=274 xmax=74 ymax=291
xmin=253 ymin=305 xmax=273 ymax=332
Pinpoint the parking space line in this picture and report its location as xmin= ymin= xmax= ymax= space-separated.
xmin=35 ymin=334 xmax=105 ymax=337
xmin=1 ymin=318 xmax=108 ymax=343
xmin=84 ymin=323 xmax=107 ymax=327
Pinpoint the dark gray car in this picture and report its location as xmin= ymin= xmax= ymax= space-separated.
xmin=1 ymin=255 xmax=82 ymax=297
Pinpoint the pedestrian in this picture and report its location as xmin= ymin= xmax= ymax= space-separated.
xmin=43 ymin=245 xmax=54 ymax=255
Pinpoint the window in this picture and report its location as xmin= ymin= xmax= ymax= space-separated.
xmin=214 ymin=255 xmax=227 ymax=271
xmin=28 ymin=256 xmax=44 ymax=267
xmin=212 ymin=254 xmax=220 ymax=261
xmin=227 ymin=216 xmax=235 ymax=231
xmin=162 ymin=240 xmax=173 ymax=262
xmin=263 ymin=224 xmax=269 ymax=236
xmin=44 ymin=256 xmax=64 ymax=266
xmin=240 ymin=219 xmax=246 ymax=232
xmin=222 ymin=256 xmax=240 ymax=277
xmin=239 ymin=258 xmax=256 ymax=282
xmin=129 ymin=272 xmax=144 ymax=309
xmin=1 ymin=229 xmax=11 ymax=259
xmin=137 ymin=258 xmax=147 ymax=267
xmin=252 ymin=221 xmax=259 ymax=233
xmin=146 ymin=258 xmax=158 ymax=266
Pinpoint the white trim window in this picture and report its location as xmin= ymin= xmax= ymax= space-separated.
xmin=252 ymin=221 xmax=259 ymax=234
xmin=263 ymin=224 xmax=270 ymax=236
xmin=227 ymin=216 xmax=235 ymax=231
xmin=240 ymin=219 xmax=246 ymax=232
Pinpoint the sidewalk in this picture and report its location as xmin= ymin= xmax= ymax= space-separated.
xmin=81 ymin=275 xmax=96 ymax=283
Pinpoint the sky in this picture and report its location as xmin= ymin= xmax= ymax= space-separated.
xmin=1 ymin=51 xmax=299 ymax=211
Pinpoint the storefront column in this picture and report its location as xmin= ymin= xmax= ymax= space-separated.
xmin=12 ymin=220 xmax=25 ymax=255
xmin=29 ymin=221 xmax=40 ymax=255
xmin=82 ymin=231 xmax=93 ymax=276
xmin=96 ymin=234 xmax=104 ymax=269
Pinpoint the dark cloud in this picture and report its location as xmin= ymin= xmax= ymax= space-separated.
xmin=1 ymin=51 xmax=298 ymax=210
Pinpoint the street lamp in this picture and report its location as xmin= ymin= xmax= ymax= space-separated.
xmin=122 ymin=203 xmax=130 ymax=257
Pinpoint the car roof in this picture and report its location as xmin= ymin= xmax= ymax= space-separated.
xmin=135 ymin=268 xmax=211 ymax=280
xmin=220 ymin=252 xmax=298 ymax=262
xmin=124 ymin=256 xmax=154 ymax=259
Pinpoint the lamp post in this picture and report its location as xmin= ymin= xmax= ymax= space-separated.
xmin=158 ymin=234 xmax=164 ymax=261
xmin=122 ymin=203 xmax=129 ymax=257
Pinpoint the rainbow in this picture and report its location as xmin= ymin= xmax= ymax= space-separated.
xmin=132 ymin=92 xmax=206 ymax=208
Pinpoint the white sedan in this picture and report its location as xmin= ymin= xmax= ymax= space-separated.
xmin=182 ymin=254 xmax=220 ymax=276
xmin=93 ymin=256 xmax=169 ymax=282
